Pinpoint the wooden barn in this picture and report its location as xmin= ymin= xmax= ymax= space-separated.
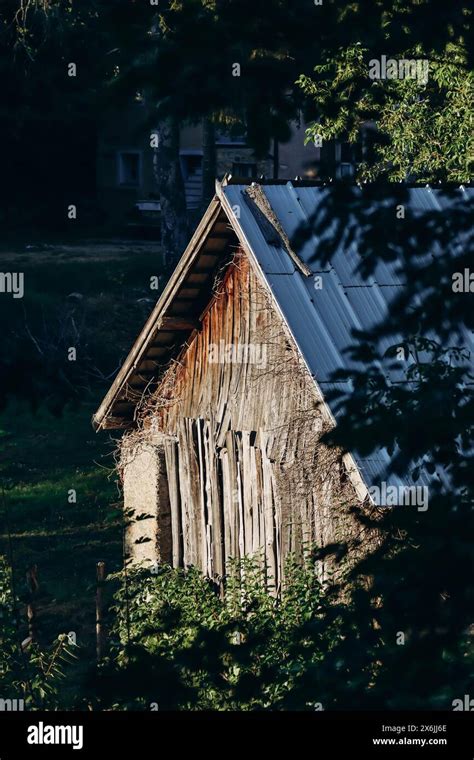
xmin=93 ymin=180 xmax=445 ymax=590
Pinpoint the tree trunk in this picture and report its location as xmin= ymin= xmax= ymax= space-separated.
xmin=202 ymin=117 xmax=217 ymax=210
xmin=273 ymin=138 xmax=279 ymax=179
xmin=152 ymin=117 xmax=189 ymax=266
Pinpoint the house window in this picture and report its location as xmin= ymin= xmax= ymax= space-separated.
xmin=335 ymin=142 xmax=355 ymax=178
xmin=232 ymin=162 xmax=257 ymax=178
xmin=117 ymin=151 xmax=141 ymax=187
xmin=180 ymin=151 xmax=203 ymax=180
xmin=216 ymin=128 xmax=246 ymax=145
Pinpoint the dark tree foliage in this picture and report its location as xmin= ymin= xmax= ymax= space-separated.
xmin=105 ymin=0 xmax=330 ymax=248
xmin=300 ymin=0 xmax=472 ymax=181
xmin=113 ymin=0 xmax=328 ymax=150
xmin=0 ymin=1 xmax=116 ymax=229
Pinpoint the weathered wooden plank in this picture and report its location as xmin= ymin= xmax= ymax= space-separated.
xmin=270 ymin=466 xmax=282 ymax=592
xmin=187 ymin=417 xmax=202 ymax=570
xmin=261 ymin=448 xmax=277 ymax=593
xmin=164 ymin=440 xmax=182 ymax=568
xmin=220 ymin=447 xmax=232 ymax=574
xmin=241 ymin=432 xmax=253 ymax=557
xmin=225 ymin=431 xmax=240 ymax=562
xmin=196 ymin=417 xmax=210 ymax=577
xmin=237 ymin=459 xmax=245 ymax=560
xmin=251 ymin=445 xmax=261 ymax=557
xmin=176 ymin=419 xmax=191 ymax=567
xmin=205 ymin=421 xmax=224 ymax=579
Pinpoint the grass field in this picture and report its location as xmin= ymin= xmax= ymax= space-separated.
xmin=0 ymin=239 xmax=164 ymax=693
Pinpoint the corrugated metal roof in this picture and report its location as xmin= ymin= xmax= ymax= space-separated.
xmin=222 ymin=182 xmax=473 ymax=494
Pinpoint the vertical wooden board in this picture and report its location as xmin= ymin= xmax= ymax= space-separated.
xmin=241 ymin=432 xmax=254 ymax=557
xmin=225 ymin=431 xmax=240 ymax=560
xmin=216 ymin=296 xmax=233 ymax=429
xmin=223 ymin=271 xmax=239 ymax=416
xmin=219 ymin=273 xmax=231 ymax=420
xmin=279 ymin=425 xmax=297 ymax=558
xmin=312 ymin=488 xmax=326 ymax=584
xmin=251 ymin=446 xmax=261 ymax=556
xmin=205 ymin=421 xmax=224 ymax=579
xmin=236 ymin=266 xmax=251 ymax=428
xmin=236 ymin=260 xmax=248 ymax=414
xmin=301 ymin=425 xmax=313 ymax=553
xmin=197 ymin=316 xmax=208 ymax=410
xmin=261 ymin=450 xmax=277 ymax=592
xmin=270 ymin=467 xmax=282 ymax=591
xmin=176 ymin=419 xmax=192 ymax=567
xmin=234 ymin=433 xmax=246 ymax=558
xmin=259 ymin=486 xmax=266 ymax=570
xmin=184 ymin=421 xmax=197 ymax=567
xmin=196 ymin=417 xmax=210 ymax=576
xmin=179 ymin=420 xmax=190 ymax=567
xmin=187 ymin=417 xmax=202 ymax=570
xmin=214 ymin=301 xmax=222 ymax=409
xmin=164 ymin=439 xmax=183 ymax=568
xmin=236 ymin=459 xmax=245 ymax=559
xmin=257 ymin=435 xmax=267 ymax=569
xmin=179 ymin=418 xmax=198 ymax=568
xmin=202 ymin=421 xmax=214 ymax=578
xmin=196 ymin=323 xmax=206 ymax=409
xmin=205 ymin=305 xmax=215 ymax=416
xmin=229 ymin=262 xmax=242 ymax=401
xmin=198 ymin=317 xmax=206 ymax=412
xmin=183 ymin=340 xmax=194 ymax=416
xmin=220 ymin=448 xmax=233 ymax=573
xmin=247 ymin=263 xmax=260 ymax=431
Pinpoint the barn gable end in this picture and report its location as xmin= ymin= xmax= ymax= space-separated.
xmin=117 ymin=249 xmax=369 ymax=587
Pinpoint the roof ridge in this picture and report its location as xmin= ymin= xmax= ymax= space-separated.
xmin=243 ymin=184 xmax=311 ymax=277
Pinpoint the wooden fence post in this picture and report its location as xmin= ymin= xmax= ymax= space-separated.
xmin=96 ymin=561 xmax=106 ymax=663
xmin=25 ymin=564 xmax=39 ymax=643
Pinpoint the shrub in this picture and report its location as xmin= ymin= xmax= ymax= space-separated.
xmin=0 ymin=555 xmax=77 ymax=709
xmin=94 ymin=555 xmax=341 ymax=710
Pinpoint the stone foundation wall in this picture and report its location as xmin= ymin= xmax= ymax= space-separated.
xmin=122 ymin=440 xmax=172 ymax=567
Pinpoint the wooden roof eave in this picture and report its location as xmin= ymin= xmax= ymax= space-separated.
xmin=92 ymin=194 xmax=224 ymax=431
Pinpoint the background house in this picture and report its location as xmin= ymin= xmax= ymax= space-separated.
xmin=96 ymin=106 xmax=359 ymax=231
